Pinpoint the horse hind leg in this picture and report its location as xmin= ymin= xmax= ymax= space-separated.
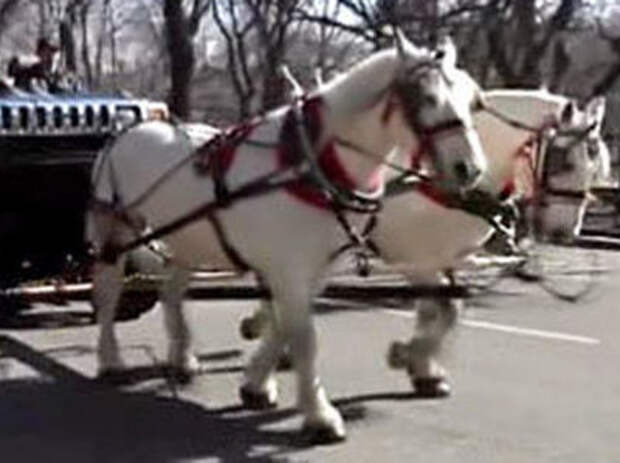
xmin=89 ymin=209 xmax=133 ymax=381
xmin=92 ymin=255 xmax=127 ymax=380
xmin=160 ymin=266 xmax=199 ymax=383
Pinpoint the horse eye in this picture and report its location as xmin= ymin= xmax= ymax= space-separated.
xmin=433 ymin=50 xmax=445 ymax=61
xmin=422 ymin=93 xmax=438 ymax=107
xmin=472 ymin=98 xmax=484 ymax=112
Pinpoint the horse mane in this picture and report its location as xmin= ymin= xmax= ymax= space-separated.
xmin=316 ymin=48 xmax=401 ymax=115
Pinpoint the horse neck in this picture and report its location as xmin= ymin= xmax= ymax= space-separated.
xmin=476 ymin=91 xmax=565 ymax=195
xmin=318 ymin=50 xmax=406 ymax=189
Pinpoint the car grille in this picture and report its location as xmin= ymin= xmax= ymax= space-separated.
xmin=0 ymin=101 xmax=153 ymax=135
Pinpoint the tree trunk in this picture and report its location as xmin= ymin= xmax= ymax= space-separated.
xmin=163 ymin=0 xmax=195 ymax=120
xmin=0 ymin=0 xmax=19 ymax=45
xmin=79 ymin=3 xmax=93 ymax=87
xmin=60 ymin=19 xmax=77 ymax=73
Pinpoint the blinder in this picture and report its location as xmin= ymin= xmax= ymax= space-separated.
xmin=535 ymin=122 xmax=598 ymax=202
xmin=392 ymin=62 xmax=469 ymax=165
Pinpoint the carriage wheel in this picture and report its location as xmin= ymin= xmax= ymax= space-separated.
xmin=454 ymin=253 xmax=525 ymax=294
xmin=513 ymin=243 xmax=602 ymax=302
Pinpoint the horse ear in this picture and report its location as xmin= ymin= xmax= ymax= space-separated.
xmin=393 ymin=27 xmax=425 ymax=61
xmin=585 ymin=96 xmax=606 ymax=125
xmin=394 ymin=27 xmax=407 ymax=59
xmin=436 ymin=36 xmax=457 ymax=69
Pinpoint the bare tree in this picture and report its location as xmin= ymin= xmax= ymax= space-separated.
xmin=0 ymin=0 xmax=21 ymax=46
xmin=163 ymin=0 xmax=212 ymax=119
xmin=303 ymin=0 xmax=611 ymax=94
xmin=591 ymin=17 xmax=620 ymax=97
xmin=212 ymin=0 xmax=307 ymax=118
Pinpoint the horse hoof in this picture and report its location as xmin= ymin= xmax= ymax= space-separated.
xmin=386 ymin=341 xmax=408 ymax=370
xmin=97 ymin=368 xmax=129 ymax=385
xmin=239 ymin=385 xmax=277 ymax=410
xmin=413 ymin=377 xmax=451 ymax=398
xmin=239 ymin=316 xmax=262 ymax=340
xmin=301 ymin=423 xmax=347 ymax=445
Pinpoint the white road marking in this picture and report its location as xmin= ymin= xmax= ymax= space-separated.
xmin=382 ymin=309 xmax=601 ymax=346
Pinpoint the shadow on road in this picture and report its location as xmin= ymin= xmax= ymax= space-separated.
xmin=0 ymin=334 xmax=427 ymax=462
xmin=0 ymin=308 xmax=94 ymax=330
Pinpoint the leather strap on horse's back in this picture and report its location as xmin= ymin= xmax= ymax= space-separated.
xmin=194 ymin=122 xmax=258 ymax=204
xmin=278 ymin=96 xmax=362 ymax=209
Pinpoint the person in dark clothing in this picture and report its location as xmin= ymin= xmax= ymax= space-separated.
xmin=31 ymin=38 xmax=60 ymax=82
xmin=7 ymin=37 xmax=61 ymax=92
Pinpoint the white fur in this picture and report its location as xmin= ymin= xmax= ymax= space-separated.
xmin=88 ymin=36 xmax=487 ymax=442
xmin=247 ymin=88 xmax=613 ymax=392
xmin=371 ymin=89 xmax=612 ymax=386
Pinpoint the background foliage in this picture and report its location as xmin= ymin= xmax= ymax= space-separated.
xmin=2 ymin=0 xmax=620 ymax=132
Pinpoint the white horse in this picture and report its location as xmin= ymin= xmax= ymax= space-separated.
xmin=379 ymin=89 xmax=612 ymax=392
xmin=87 ymin=33 xmax=487 ymax=443
xmin=242 ymin=87 xmax=613 ymax=398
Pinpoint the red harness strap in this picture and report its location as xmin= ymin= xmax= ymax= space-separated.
xmin=193 ymin=96 xmax=382 ymax=211
xmin=413 ymin=143 xmax=525 ymax=207
xmin=194 ymin=121 xmax=258 ymax=178
xmin=277 ymin=96 xmax=379 ymax=210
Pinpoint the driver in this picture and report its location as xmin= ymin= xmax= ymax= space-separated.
xmin=7 ymin=37 xmax=61 ymax=92
xmin=29 ymin=38 xmax=61 ymax=90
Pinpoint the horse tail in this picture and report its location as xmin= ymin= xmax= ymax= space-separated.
xmin=85 ymin=131 xmax=133 ymax=251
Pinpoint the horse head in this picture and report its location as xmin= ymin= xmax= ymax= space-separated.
xmin=391 ymin=31 xmax=487 ymax=194
xmin=528 ymin=96 xmax=613 ymax=243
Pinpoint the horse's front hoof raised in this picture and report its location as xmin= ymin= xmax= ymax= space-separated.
xmin=300 ymin=422 xmax=347 ymax=445
xmin=413 ymin=377 xmax=452 ymax=398
xmin=239 ymin=384 xmax=278 ymax=410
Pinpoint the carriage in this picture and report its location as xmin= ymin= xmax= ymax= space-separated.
xmin=0 ymin=84 xmax=168 ymax=317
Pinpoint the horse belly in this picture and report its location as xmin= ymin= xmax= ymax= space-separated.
xmin=163 ymin=219 xmax=238 ymax=270
xmin=377 ymin=192 xmax=492 ymax=272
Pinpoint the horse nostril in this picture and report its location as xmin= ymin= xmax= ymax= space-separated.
xmin=454 ymin=161 xmax=479 ymax=185
xmin=454 ymin=161 xmax=468 ymax=182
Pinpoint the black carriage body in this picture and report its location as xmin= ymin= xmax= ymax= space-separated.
xmin=0 ymin=88 xmax=168 ymax=287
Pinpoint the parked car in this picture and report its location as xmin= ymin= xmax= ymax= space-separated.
xmin=0 ymin=83 xmax=168 ymax=318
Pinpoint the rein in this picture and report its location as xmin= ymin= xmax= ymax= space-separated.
xmin=288 ymin=96 xmax=384 ymax=214
xmin=93 ymin=58 xmax=481 ymax=266
xmin=476 ymin=101 xmax=598 ymax=202
xmin=95 ymin=165 xmax=305 ymax=263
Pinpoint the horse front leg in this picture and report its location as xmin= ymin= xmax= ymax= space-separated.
xmin=279 ymin=283 xmax=345 ymax=443
xmin=387 ymin=272 xmax=461 ymax=398
xmin=160 ymin=266 xmax=198 ymax=383
xmin=243 ymin=275 xmax=345 ymax=443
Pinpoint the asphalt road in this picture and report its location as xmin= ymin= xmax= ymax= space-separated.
xmin=1 ymin=250 xmax=619 ymax=462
